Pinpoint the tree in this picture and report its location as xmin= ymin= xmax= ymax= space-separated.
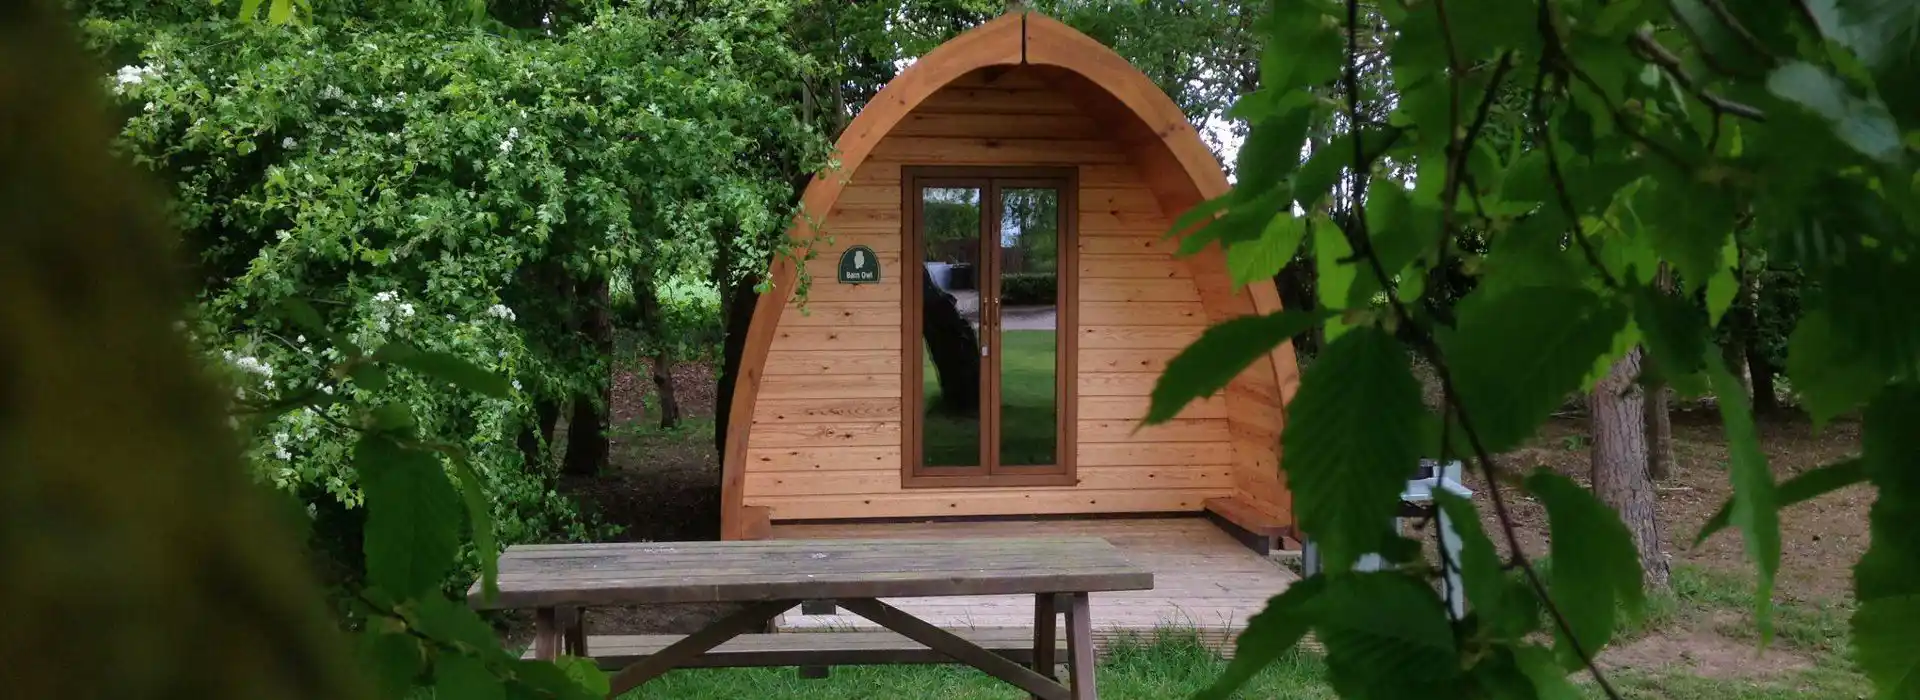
xmin=1646 ymin=264 xmax=1676 ymax=481
xmin=1591 ymin=349 xmax=1670 ymax=587
xmin=1147 ymin=0 xmax=1918 ymax=698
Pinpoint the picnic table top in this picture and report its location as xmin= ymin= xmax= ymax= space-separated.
xmin=469 ymin=536 xmax=1154 ymax=610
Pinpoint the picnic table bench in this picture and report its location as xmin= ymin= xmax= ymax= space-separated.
xmin=468 ymin=536 xmax=1154 ymax=699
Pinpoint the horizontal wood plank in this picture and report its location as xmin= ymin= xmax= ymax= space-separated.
xmin=757 ymin=489 xmax=1226 ymax=520
xmin=757 ymin=374 xmax=902 ymax=400
xmin=869 ymin=137 xmax=1129 ymax=165
xmin=475 ymin=537 xmax=1153 ymax=608
xmin=780 ymin=302 xmax=902 ymax=327
xmin=915 ymin=88 xmax=1085 ymax=115
xmin=751 ymin=422 xmax=902 ymax=448
xmin=1079 ymin=278 xmax=1200 ymax=302
xmin=763 ymin=351 xmax=903 ymax=376
xmin=1077 ymin=348 xmax=1176 ymax=373
xmin=746 ymin=465 xmax=1231 ymax=497
xmin=1078 ymin=442 xmax=1236 ymax=467
xmin=1076 ymin=372 xmax=1162 ymax=397
xmin=1077 ymin=325 xmax=1203 ymax=350
xmin=891 ymin=112 xmax=1104 ymax=139
xmin=753 ymin=398 xmax=902 ymax=424
xmin=772 ymin=327 xmax=902 ymax=351
xmin=748 ymin=446 xmax=902 ymax=471
xmin=1077 ymin=255 xmax=1189 ymax=279
xmin=1077 ymin=302 xmax=1207 ymax=326
xmin=555 ymin=630 xmax=1066 ymax=670
xmin=1077 ymin=395 xmax=1227 ymax=420
xmin=1077 ymin=235 xmax=1179 ymax=256
xmin=1077 ymin=419 xmax=1232 ymax=444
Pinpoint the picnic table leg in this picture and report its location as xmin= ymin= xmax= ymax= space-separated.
xmin=1032 ymin=592 xmax=1058 ymax=698
xmin=533 ymin=607 xmax=560 ymax=661
xmin=1064 ymin=593 xmax=1096 ymax=700
xmin=838 ymin=598 xmax=1069 ymax=700
xmin=604 ymin=600 xmax=799 ymax=698
xmin=559 ymin=607 xmax=587 ymax=657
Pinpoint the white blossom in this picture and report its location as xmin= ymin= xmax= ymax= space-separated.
xmin=143 ymin=102 xmax=156 ymax=112
xmin=320 ymin=84 xmax=344 ymax=101
xmin=398 ymin=303 xmax=415 ymax=317
xmin=275 ymin=447 xmax=293 ymax=460
xmin=231 ymin=354 xmax=273 ymax=377
xmin=511 ymin=380 xmax=522 ymax=391
xmin=486 ymin=304 xmax=517 ymax=322
xmin=319 ymin=384 xmax=335 ymax=395
xmin=499 ymin=138 xmax=514 ymax=154
xmin=295 ymin=335 xmax=306 ymax=344
xmin=113 ymin=64 xmax=159 ymax=94
xmin=374 ymin=291 xmax=397 ymax=303
xmin=263 ymin=379 xmax=275 ymax=390
xmin=276 ymin=230 xmax=292 ymax=242
xmin=282 ymin=137 xmax=298 ymax=149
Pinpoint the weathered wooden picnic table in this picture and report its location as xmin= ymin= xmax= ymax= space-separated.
xmin=469 ymin=536 xmax=1153 ymax=699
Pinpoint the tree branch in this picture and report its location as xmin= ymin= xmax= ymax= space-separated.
xmin=1629 ymin=29 xmax=1767 ymax=121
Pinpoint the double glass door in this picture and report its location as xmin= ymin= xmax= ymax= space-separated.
xmin=905 ymin=168 xmax=1076 ymax=487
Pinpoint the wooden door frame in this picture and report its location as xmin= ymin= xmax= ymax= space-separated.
xmin=901 ymin=166 xmax=1079 ymax=489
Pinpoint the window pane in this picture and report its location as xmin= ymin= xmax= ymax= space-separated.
xmin=997 ymin=187 xmax=1059 ymax=468
xmin=920 ymin=187 xmax=983 ymax=468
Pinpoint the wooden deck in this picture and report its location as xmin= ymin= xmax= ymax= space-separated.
xmin=770 ymin=517 xmax=1297 ymax=651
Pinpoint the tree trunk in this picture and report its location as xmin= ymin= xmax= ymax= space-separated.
xmin=713 ymin=276 xmax=759 ymax=458
xmin=562 ymin=277 xmax=612 ymax=477
xmin=1590 ymin=347 xmax=1671 ymax=588
xmin=1645 ymin=264 xmax=1676 ymax=481
xmin=632 ymin=281 xmax=682 ymax=430
xmin=517 ymin=399 xmax=562 ymax=471
xmin=921 ymin=271 xmax=980 ymax=413
xmin=1749 ymin=346 xmax=1780 ymax=416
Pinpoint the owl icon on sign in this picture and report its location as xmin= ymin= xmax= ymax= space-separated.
xmin=853 ymin=250 xmax=866 ymax=269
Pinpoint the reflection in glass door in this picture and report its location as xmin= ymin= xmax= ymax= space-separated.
xmin=905 ymin=168 xmax=1075 ymax=487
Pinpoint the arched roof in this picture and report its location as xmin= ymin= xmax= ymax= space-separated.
xmin=719 ymin=12 xmax=1300 ymax=539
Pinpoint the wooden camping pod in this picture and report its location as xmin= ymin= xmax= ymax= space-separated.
xmin=719 ymin=12 xmax=1303 ymax=540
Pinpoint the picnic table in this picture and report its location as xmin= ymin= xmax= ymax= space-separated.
xmin=469 ymin=536 xmax=1154 ymax=699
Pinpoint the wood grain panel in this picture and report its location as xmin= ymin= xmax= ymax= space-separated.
xmin=1078 ymin=442 xmax=1236 ymax=467
xmin=791 ymin=281 xmax=898 ymax=303
xmin=1080 ymin=209 xmax=1171 ymax=230
xmin=1078 ymin=302 xmax=1207 ymax=326
xmin=1077 ymin=325 xmax=1203 ymax=350
xmin=869 ymin=137 xmax=1129 ymax=165
xmin=753 ymin=398 xmax=902 ymax=424
xmin=1078 ymin=255 xmax=1189 ymax=279
xmin=1078 ymin=348 xmax=1177 ymax=373
xmin=944 ymin=68 xmax=1057 ymax=90
xmin=851 ymin=162 xmax=1145 ymax=188
xmin=754 ymin=488 xmax=1227 ymax=520
xmin=1078 ymin=395 xmax=1227 ymax=420
xmin=1077 ymin=418 xmax=1233 ymax=443
xmin=891 ymin=112 xmax=1103 ymax=138
xmin=793 ymin=231 xmax=903 ymax=252
xmin=1079 ymin=278 xmax=1200 ymax=302
xmin=1076 ymin=373 xmax=1160 ymax=397
xmin=914 ymin=88 xmax=1083 ymax=115
xmin=1078 ymin=187 xmax=1163 ymax=214
xmin=771 ymin=326 xmax=901 ymax=351
xmin=752 ymin=422 xmax=902 ymax=448
xmin=781 ymin=302 xmax=902 ymax=327
xmin=758 ymin=374 xmax=902 ymax=400
xmin=763 ymin=350 xmax=902 ymax=376
xmin=749 ymin=446 xmax=902 ymax=472
xmin=746 ymin=465 xmax=1231 ymax=498
xmin=833 ymin=185 xmax=903 ymax=208
xmin=1077 ymin=235 xmax=1179 ymax=256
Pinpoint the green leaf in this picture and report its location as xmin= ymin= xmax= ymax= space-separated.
xmin=1168 ymin=193 xmax=1234 ymax=239
xmin=1766 ymin=60 xmax=1904 ymax=164
xmin=238 ymin=0 xmax=263 ymax=22
xmin=1704 ymin=236 xmax=1740 ymax=326
xmin=553 ymin=656 xmax=610 ymax=697
xmin=1696 ymin=458 xmax=1864 ymax=545
xmin=1281 ymin=328 xmax=1427 ymax=570
xmin=1435 ymin=492 xmax=1530 ymax=638
xmin=1198 ymin=576 xmax=1326 ymax=700
xmin=1237 ymin=107 xmax=1314 ymax=195
xmin=410 ymin=594 xmax=502 ymax=657
xmin=379 ymin=344 xmax=512 ymax=398
xmin=1514 ymin=644 xmax=1580 ymax=700
xmin=1179 ymin=187 xmax=1293 ymax=254
xmin=1442 ymin=286 xmax=1628 ymax=452
xmin=350 ymin=362 xmax=390 ymax=392
xmin=1364 ymin=181 xmax=1439 ymax=276
xmin=434 ymin=654 xmax=505 ymax=700
xmin=1788 ymin=311 xmax=1888 ymax=425
xmin=358 ymin=626 xmax=422 ymax=699
xmin=1707 ymin=355 xmax=1781 ymax=644
xmin=1525 ymin=471 xmax=1645 ymax=668
xmin=1632 ymin=282 xmax=1708 ymax=387
xmin=508 ymin=659 xmax=599 ymax=700
xmin=1637 ymin=173 xmax=1735 ymax=289
xmin=1314 ymin=222 xmax=1358 ymax=342
xmin=371 ymin=402 xmax=416 ymax=431
xmin=1854 ymin=386 xmax=1920 ymax=604
xmin=355 ymin=434 xmax=463 ymax=599
xmin=1315 ymin=572 xmax=1462 ymax=697
xmin=452 ymin=454 xmax=501 ymax=603
xmin=1852 ymin=594 xmax=1920 ymax=699
xmin=1225 ymin=214 xmax=1309 ymax=287
xmin=267 ymin=0 xmax=293 ymax=23
xmin=1297 ymin=128 xmax=1401 ymax=213
xmin=1148 ymin=310 xmax=1328 ymax=425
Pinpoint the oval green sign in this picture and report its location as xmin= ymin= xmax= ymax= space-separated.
xmin=838 ymin=244 xmax=881 ymax=284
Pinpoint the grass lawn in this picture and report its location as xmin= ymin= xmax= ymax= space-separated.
xmin=923 ymin=329 xmax=1058 ymax=467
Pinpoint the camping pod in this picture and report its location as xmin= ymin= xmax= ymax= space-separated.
xmin=718 ymin=12 xmax=1303 ymax=546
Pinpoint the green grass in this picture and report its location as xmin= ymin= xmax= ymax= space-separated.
xmin=923 ymin=329 xmax=1058 ymax=467
xmin=621 ymin=630 xmax=1334 ymax=700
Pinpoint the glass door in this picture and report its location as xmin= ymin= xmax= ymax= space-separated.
xmin=904 ymin=168 xmax=1076 ymax=487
